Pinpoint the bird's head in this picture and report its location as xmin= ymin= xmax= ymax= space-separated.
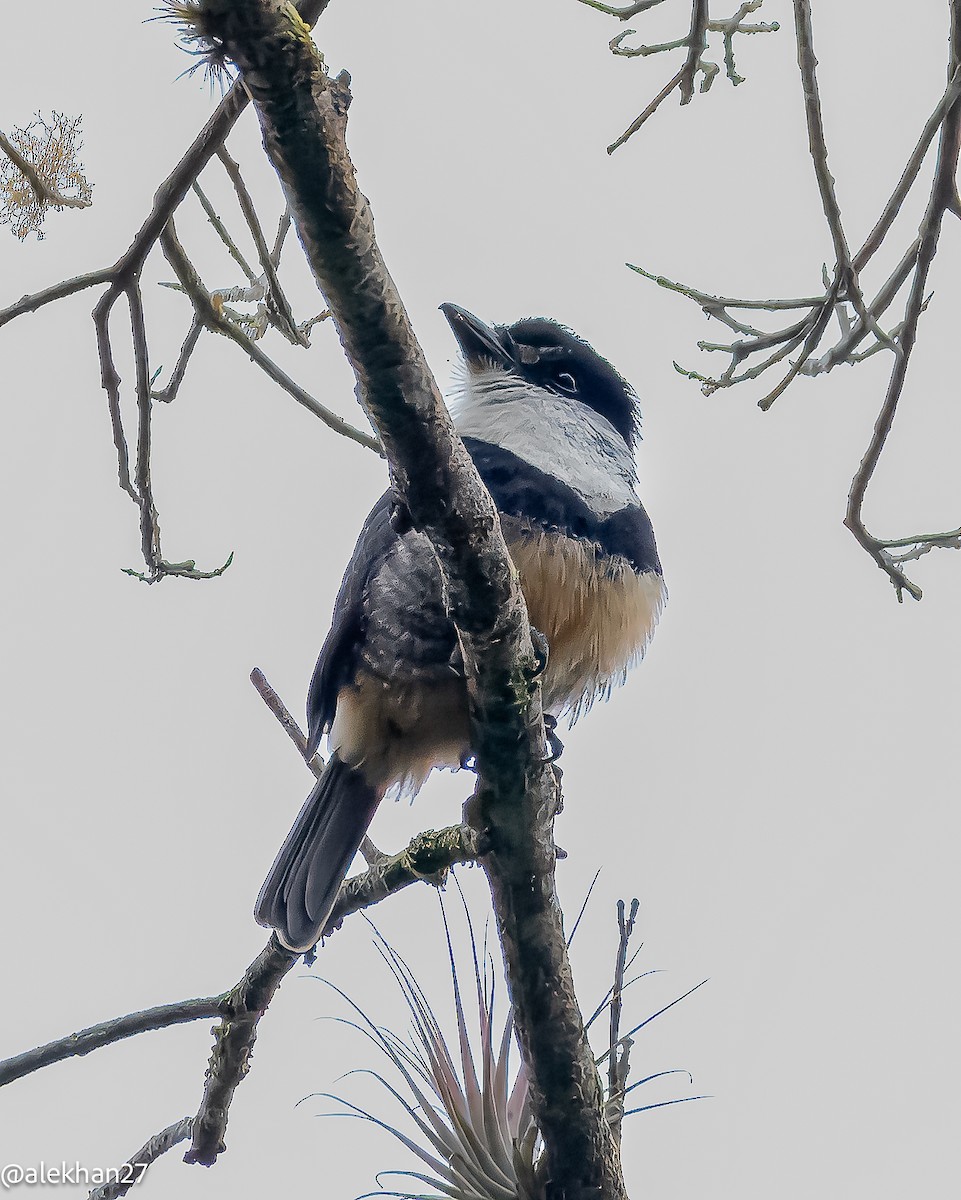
xmin=441 ymin=302 xmax=640 ymax=450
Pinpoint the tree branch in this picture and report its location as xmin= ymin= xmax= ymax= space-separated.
xmin=629 ymin=3 xmax=961 ymax=596
xmin=192 ymin=2 xmax=624 ymax=1193
xmin=184 ymin=820 xmax=482 ymax=1165
xmin=599 ymin=0 xmax=778 ymax=149
xmin=323 ymin=824 xmax=483 ymax=934
xmin=0 ymin=999 xmax=222 ymax=1088
xmin=843 ymin=0 xmax=961 ymax=600
xmin=0 ymin=0 xmax=346 ymax=581
xmin=184 ymin=936 xmax=300 ymax=1165
xmin=216 ymin=146 xmax=305 ymax=344
xmin=88 ymin=1117 xmax=194 ymax=1200
xmin=160 ymin=217 xmax=381 ymax=452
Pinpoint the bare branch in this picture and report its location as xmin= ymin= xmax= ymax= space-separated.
xmin=89 ymin=1117 xmax=194 ymax=1200
xmin=250 ymin=665 xmax=325 ymax=779
xmin=878 ymin=526 xmax=961 ymax=562
xmin=625 ymin=6 xmax=961 ymax=597
xmin=127 ymin=284 xmax=162 ymax=576
xmin=160 ymin=217 xmax=382 ymax=452
xmin=600 ymin=0 xmax=779 ymax=149
xmin=854 ymin=65 xmax=961 ymax=272
xmin=791 ymin=0 xmax=888 ymax=365
xmin=323 ymin=824 xmax=483 ymax=936
xmin=270 ymin=206 xmax=292 ymax=266
xmin=606 ymin=898 xmax=640 ymax=1144
xmin=844 ymin=4 xmax=961 ymax=601
xmin=152 ymin=316 xmax=204 ymax=403
xmin=185 ymin=936 xmax=300 ymax=1165
xmin=0 ymin=999 xmax=222 ymax=1089
xmin=184 ymin=818 xmax=483 ymax=1166
xmin=0 ymin=268 xmax=114 ymax=328
xmin=0 ymin=0 xmax=340 ymax=580
xmin=193 ymin=180 xmax=259 ymax=282
xmin=607 ymin=67 xmax=687 ymax=153
xmin=577 ymin=0 xmax=668 ymax=17
xmin=216 ymin=145 xmax=306 ymax=344
xmin=92 ymin=289 xmax=138 ymax=503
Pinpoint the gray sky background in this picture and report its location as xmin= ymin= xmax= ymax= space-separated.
xmin=1 ymin=2 xmax=958 ymax=1196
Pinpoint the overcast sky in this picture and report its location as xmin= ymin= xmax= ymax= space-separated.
xmin=1 ymin=2 xmax=959 ymax=1197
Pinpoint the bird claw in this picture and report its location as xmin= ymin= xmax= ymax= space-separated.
xmin=389 ymin=497 xmax=413 ymax=535
xmin=529 ymin=627 xmax=550 ymax=679
xmin=538 ymin=713 xmax=564 ymax=764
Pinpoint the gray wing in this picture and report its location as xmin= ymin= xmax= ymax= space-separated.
xmin=306 ymin=492 xmax=461 ymax=755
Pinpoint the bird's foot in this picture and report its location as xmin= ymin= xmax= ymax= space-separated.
xmin=529 ymin=627 xmax=550 ymax=679
xmin=539 ymin=713 xmax=565 ymax=764
xmin=389 ymin=497 xmax=413 ymax=535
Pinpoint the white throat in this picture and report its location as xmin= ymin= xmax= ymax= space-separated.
xmin=447 ymin=365 xmax=639 ymax=517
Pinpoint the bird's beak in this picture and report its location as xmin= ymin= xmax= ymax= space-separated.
xmin=440 ymin=302 xmax=514 ymax=370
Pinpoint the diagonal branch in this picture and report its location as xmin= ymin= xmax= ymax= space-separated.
xmin=216 ymin=146 xmax=306 ymax=344
xmin=0 ymin=834 xmax=480 ymax=1112
xmin=184 ymin=822 xmax=482 ymax=1165
xmin=843 ymin=1 xmax=961 ymax=601
xmin=191 ymin=3 xmax=624 ymax=1194
xmin=160 ymin=218 xmax=381 ymax=452
xmin=0 ymin=999 xmax=222 ymax=1089
xmin=88 ymin=1117 xmax=194 ymax=1200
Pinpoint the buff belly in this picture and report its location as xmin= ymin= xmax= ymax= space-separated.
xmin=504 ymin=524 xmax=665 ymax=715
xmin=330 ymin=525 xmax=664 ymax=793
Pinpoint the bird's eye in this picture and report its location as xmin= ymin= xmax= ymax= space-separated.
xmin=555 ymin=372 xmax=577 ymax=394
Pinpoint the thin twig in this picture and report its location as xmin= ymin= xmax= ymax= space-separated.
xmin=607 ymin=898 xmax=639 ymax=1144
xmin=217 ymin=146 xmax=305 ymax=345
xmin=854 ymin=65 xmax=961 ymax=273
xmin=790 ymin=0 xmax=888 ymax=371
xmin=627 ymin=264 xmax=825 ymax=311
xmin=607 ymin=67 xmax=686 ymax=153
xmin=153 ymin=316 xmax=204 ymax=403
xmin=270 ymin=207 xmax=292 ymax=266
xmin=577 ymin=0 xmax=667 ymax=17
xmin=844 ymin=2 xmax=961 ymax=601
xmin=161 ymin=218 xmax=381 ymax=452
xmin=603 ymin=0 xmax=778 ymax=149
xmin=193 ymin=180 xmax=258 ymax=282
xmin=250 ymin=666 xmax=325 ymax=779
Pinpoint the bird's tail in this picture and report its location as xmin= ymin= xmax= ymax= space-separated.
xmin=254 ymin=754 xmax=381 ymax=952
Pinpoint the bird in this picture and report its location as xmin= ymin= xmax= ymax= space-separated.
xmin=255 ymin=303 xmax=665 ymax=952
